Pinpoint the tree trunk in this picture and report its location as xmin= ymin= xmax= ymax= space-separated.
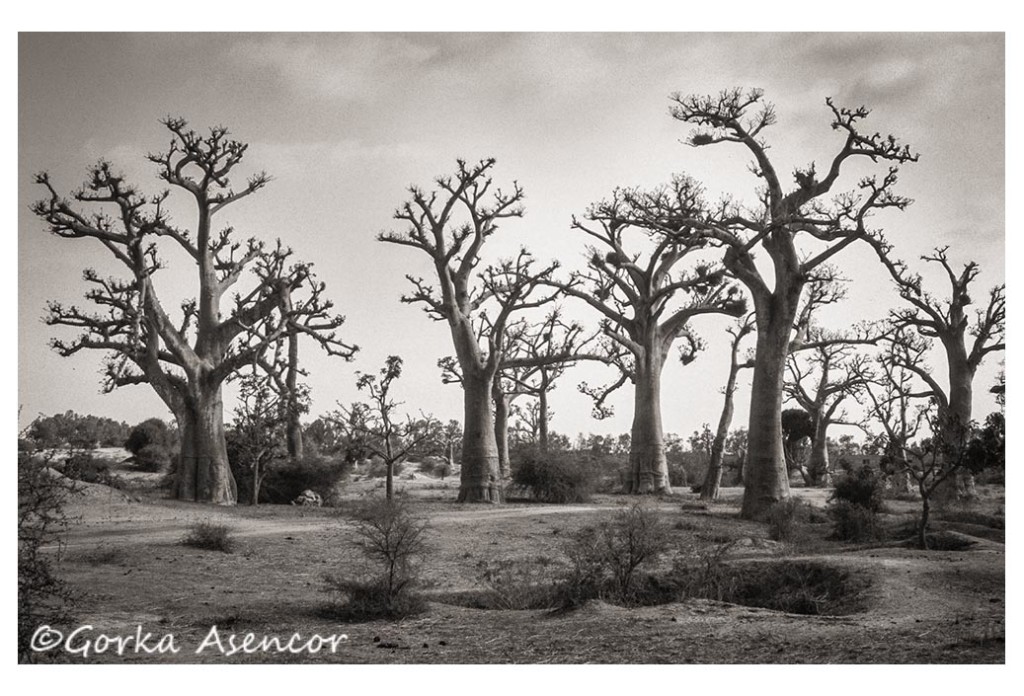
xmin=918 ymin=487 xmax=931 ymax=550
xmin=176 ymin=386 xmax=237 ymax=505
xmin=807 ymin=417 xmax=831 ymax=487
xmin=625 ymin=355 xmax=671 ymax=494
xmin=286 ymin=329 xmax=304 ymax=459
xmin=702 ymin=358 xmax=741 ymax=501
xmin=458 ymin=374 xmax=502 ymax=503
xmin=948 ymin=356 xmax=977 ymax=499
xmin=538 ymin=389 xmax=550 ymax=453
xmin=251 ymin=457 xmax=260 ymax=506
xmin=386 ymin=461 xmax=394 ymax=501
xmin=493 ymin=386 xmax=511 ymax=478
xmin=740 ymin=324 xmax=792 ymax=518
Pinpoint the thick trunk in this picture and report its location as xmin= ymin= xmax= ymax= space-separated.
xmin=493 ymin=388 xmax=511 ymax=478
xmin=176 ymin=385 xmax=237 ymax=505
xmin=386 ymin=461 xmax=394 ymax=501
xmin=458 ymin=374 xmax=502 ymax=503
xmin=740 ymin=324 xmax=792 ymax=518
xmin=625 ymin=356 xmax=671 ymax=494
xmin=807 ymin=417 xmax=831 ymax=487
xmin=948 ymin=358 xmax=976 ymax=498
xmin=538 ymin=389 xmax=549 ymax=453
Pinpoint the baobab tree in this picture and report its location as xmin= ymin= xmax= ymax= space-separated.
xmin=546 ymin=179 xmax=747 ymax=494
xmin=664 ymin=88 xmax=917 ymax=517
xmin=442 ymin=309 xmax=599 ymax=473
xmin=34 ymin=119 xmax=356 ymax=504
xmin=380 ymin=162 xmax=558 ymax=502
xmin=785 ymin=332 xmax=876 ymax=486
xmin=857 ymin=332 xmax=974 ymax=549
xmin=864 ymin=244 xmax=1005 ymax=498
xmin=700 ymin=313 xmax=754 ymax=501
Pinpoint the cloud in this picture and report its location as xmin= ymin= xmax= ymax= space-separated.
xmin=225 ymin=34 xmax=438 ymax=101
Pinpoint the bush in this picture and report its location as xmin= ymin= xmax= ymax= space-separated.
xmin=831 ymin=468 xmax=885 ymax=512
xmin=322 ymin=498 xmax=427 ymax=620
xmin=673 ymin=556 xmax=868 ymax=616
xmin=365 ymin=457 xmax=404 ymax=479
xmin=19 ymin=453 xmax=75 ymax=662
xmin=472 ymin=558 xmax=561 ymax=610
xmin=254 ymin=456 xmax=351 ymax=505
xmin=58 ymin=451 xmax=125 ymax=489
xmin=558 ymin=502 xmax=670 ymax=606
xmin=766 ymin=499 xmax=802 ymax=541
xmin=181 ymin=521 xmax=235 ymax=552
xmin=511 ymin=447 xmax=597 ymax=503
xmin=133 ymin=443 xmax=173 ymax=473
xmin=828 ymin=500 xmax=879 ymax=542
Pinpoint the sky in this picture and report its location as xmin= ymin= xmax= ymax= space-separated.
xmin=17 ymin=31 xmax=1006 ymax=442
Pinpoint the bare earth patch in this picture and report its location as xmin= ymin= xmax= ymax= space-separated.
xmin=47 ymin=479 xmax=1004 ymax=664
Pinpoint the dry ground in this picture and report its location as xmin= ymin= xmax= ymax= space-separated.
xmin=37 ymin=454 xmax=1005 ymax=664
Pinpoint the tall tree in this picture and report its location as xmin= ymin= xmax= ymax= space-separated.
xmin=700 ymin=313 xmax=754 ymax=501
xmin=547 ymin=178 xmax=747 ymax=494
xmin=666 ymin=88 xmax=917 ymax=517
xmin=442 ymin=309 xmax=599 ymax=473
xmin=34 ymin=119 xmax=356 ymax=504
xmin=379 ymin=160 xmax=556 ymax=502
xmin=864 ymin=244 xmax=1005 ymax=497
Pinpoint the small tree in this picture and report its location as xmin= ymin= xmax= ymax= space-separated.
xmin=19 ymin=453 xmax=75 ymax=662
xmin=229 ymin=372 xmax=288 ymax=505
xmin=335 ymin=356 xmax=439 ymax=501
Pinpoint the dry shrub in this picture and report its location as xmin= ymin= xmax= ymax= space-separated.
xmin=322 ymin=498 xmax=427 ymax=620
xmin=181 ymin=521 xmax=235 ymax=553
xmin=558 ymin=502 xmax=671 ymax=606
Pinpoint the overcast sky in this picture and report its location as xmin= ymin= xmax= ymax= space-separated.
xmin=17 ymin=32 xmax=1005 ymax=440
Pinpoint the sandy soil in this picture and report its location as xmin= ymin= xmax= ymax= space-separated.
xmin=40 ymin=473 xmax=1005 ymax=664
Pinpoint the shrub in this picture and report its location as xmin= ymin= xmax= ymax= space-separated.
xmin=133 ymin=443 xmax=173 ymax=473
xmin=19 ymin=453 xmax=75 ymax=662
xmin=558 ymin=503 xmax=670 ymax=606
xmin=125 ymin=418 xmax=175 ymax=455
xmin=766 ymin=498 xmax=802 ymax=542
xmin=255 ymin=456 xmax=351 ymax=505
xmin=365 ymin=457 xmax=404 ymax=479
xmin=831 ymin=468 xmax=885 ymax=512
xmin=181 ymin=521 xmax=235 ymax=553
xmin=828 ymin=500 xmax=879 ymax=542
xmin=322 ymin=498 xmax=427 ymax=620
xmin=59 ymin=451 xmax=125 ymax=489
xmin=473 ymin=558 xmax=561 ymax=610
xmin=511 ymin=448 xmax=597 ymax=503
xmin=674 ymin=558 xmax=868 ymax=616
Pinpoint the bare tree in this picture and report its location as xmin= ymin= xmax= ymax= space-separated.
xmin=335 ymin=356 xmax=439 ymax=501
xmin=864 ymin=244 xmax=1005 ymax=498
xmin=545 ymin=179 xmax=746 ymax=494
xmin=700 ymin=313 xmax=754 ymax=501
xmin=230 ymin=371 xmax=288 ymax=506
xmin=442 ymin=310 xmax=600 ymax=474
xmin=785 ymin=333 xmax=876 ymax=486
xmin=858 ymin=334 xmax=973 ymax=548
xmin=33 ymin=119 xmax=356 ymax=504
xmin=665 ymin=88 xmax=917 ymax=517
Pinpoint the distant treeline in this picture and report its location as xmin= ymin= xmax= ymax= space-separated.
xmin=20 ymin=411 xmax=132 ymax=450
